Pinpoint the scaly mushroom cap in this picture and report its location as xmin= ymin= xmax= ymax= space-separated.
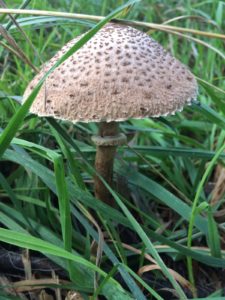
xmin=23 ymin=23 xmax=198 ymax=122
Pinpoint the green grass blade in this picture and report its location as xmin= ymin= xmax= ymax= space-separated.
xmin=0 ymin=0 xmax=140 ymax=158
xmin=122 ymin=265 xmax=164 ymax=300
xmin=2 ymin=149 xmax=131 ymax=229
xmin=192 ymin=102 xmax=225 ymax=130
xmin=0 ymin=211 xmax=27 ymax=233
xmin=130 ymin=146 xmax=225 ymax=159
xmin=4 ymin=16 xmax=94 ymax=30
xmin=207 ymin=205 xmax=222 ymax=258
xmin=187 ymin=142 xmax=225 ymax=288
xmin=71 ymin=206 xmax=147 ymax=300
xmin=0 ymin=228 xmax=135 ymax=300
xmin=53 ymin=154 xmax=75 ymax=281
xmin=146 ymin=227 xmax=225 ymax=268
xmin=53 ymin=155 xmax=72 ymax=252
xmin=103 ymin=181 xmax=188 ymax=299
xmin=116 ymin=163 xmax=208 ymax=235
xmin=51 ymin=127 xmax=86 ymax=190
xmin=51 ymin=130 xmax=188 ymax=299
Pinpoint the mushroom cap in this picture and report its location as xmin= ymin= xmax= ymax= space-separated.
xmin=23 ymin=23 xmax=198 ymax=123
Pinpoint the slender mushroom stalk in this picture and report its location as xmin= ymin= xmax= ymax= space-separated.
xmin=23 ymin=23 xmax=198 ymax=206
xmin=92 ymin=122 xmax=127 ymax=205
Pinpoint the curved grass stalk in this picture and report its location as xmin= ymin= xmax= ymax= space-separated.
xmin=154 ymin=27 xmax=225 ymax=60
xmin=129 ymin=19 xmax=224 ymax=40
xmin=0 ymin=8 xmax=224 ymax=40
xmin=196 ymin=77 xmax=225 ymax=95
xmin=0 ymin=40 xmax=24 ymax=59
xmin=0 ymin=25 xmax=38 ymax=72
xmin=162 ymin=14 xmax=218 ymax=27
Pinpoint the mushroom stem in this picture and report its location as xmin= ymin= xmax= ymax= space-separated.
xmin=92 ymin=122 xmax=126 ymax=206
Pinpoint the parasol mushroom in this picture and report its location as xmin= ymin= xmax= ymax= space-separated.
xmin=23 ymin=23 xmax=198 ymax=206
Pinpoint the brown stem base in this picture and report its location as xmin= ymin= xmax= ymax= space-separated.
xmin=93 ymin=122 xmax=125 ymax=206
xmin=95 ymin=144 xmax=117 ymax=205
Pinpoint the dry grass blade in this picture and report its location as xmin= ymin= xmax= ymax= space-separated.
xmin=122 ymin=243 xmax=155 ymax=263
xmin=0 ymin=0 xmax=42 ymax=65
xmin=39 ymin=290 xmax=54 ymax=300
xmin=0 ymin=40 xmax=27 ymax=59
xmin=12 ymin=278 xmax=69 ymax=292
xmin=0 ymin=25 xmax=38 ymax=72
xmin=211 ymin=164 xmax=225 ymax=206
xmin=22 ymin=249 xmax=32 ymax=280
xmin=0 ymin=276 xmax=27 ymax=299
xmin=51 ymin=271 xmax=62 ymax=300
xmin=77 ymin=203 xmax=104 ymax=290
xmin=0 ymin=8 xmax=224 ymax=40
xmin=1 ymin=0 xmax=32 ymax=31
xmin=138 ymin=265 xmax=192 ymax=292
xmin=78 ymin=203 xmax=104 ymax=268
xmin=66 ymin=291 xmax=84 ymax=300
xmin=121 ymin=243 xmax=193 ymax=292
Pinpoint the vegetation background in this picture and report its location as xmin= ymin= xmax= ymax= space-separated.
xmin=0 ymin=0 xmax=224 ymax=299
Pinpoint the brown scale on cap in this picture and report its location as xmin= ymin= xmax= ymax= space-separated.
xmin=23 ymin=23 xmax=198 ymax=123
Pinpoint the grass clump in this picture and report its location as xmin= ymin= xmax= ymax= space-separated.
xmin=0 ymin=0 xmax=224 ymax=299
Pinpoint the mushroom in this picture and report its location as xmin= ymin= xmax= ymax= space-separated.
xmin=23 ymin=23 xmax=198 ymax=206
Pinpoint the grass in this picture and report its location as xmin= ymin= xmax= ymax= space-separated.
xmin=0 ymin=0 xmax=225 ymax=299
